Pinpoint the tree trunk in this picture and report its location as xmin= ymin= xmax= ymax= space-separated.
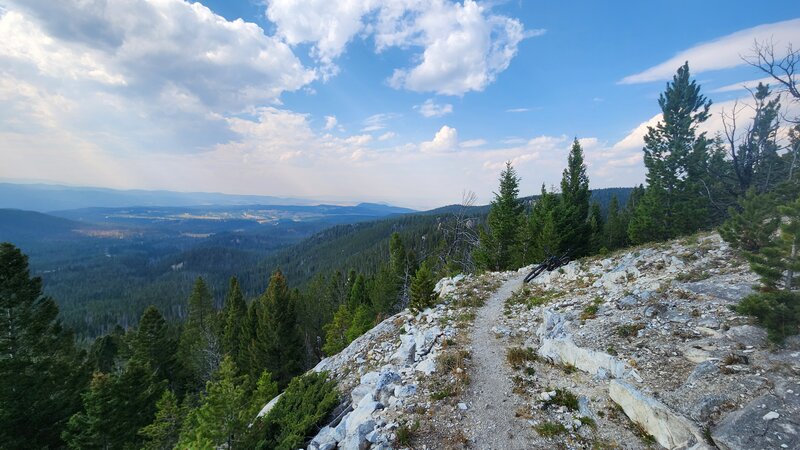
xmin=787 ymin=237 xmax=797 ymax=290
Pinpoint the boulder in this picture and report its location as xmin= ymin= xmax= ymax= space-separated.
xmin=609 ymin=380 xmax=705 ymax=449
xmin=414 ymin=326 xmax=441 ymax=359
xmin=350 ymin=384 xmax=375 ymax=408
xmin=390 ymin=334 xmax=416 ymax=365
xmin=394 ymin=384 xmax=417 ymax=398
xmin=415 ymin=353 xmax=437 ymax=375
xmin=538 ymin=337 xmax=640 ymax=381
xmin=712 ymin=388 xmax=800 ymax=450
xmin=725 ymin=325 xmax=768 ymax=348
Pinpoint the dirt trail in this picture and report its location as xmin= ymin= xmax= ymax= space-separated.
xmin=462 ymin=273 xmax=534 ymax=449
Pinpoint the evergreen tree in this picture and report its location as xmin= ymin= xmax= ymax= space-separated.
xmin=735 ymin=196 xmax=800 ymax=342
xmin=177 ymin=277 xmax=221 ymax=390
xmin=0 ymin=243 xmax=86 ymax=449
xmin=64 ymin=361 xmax=165 ymax=449
xmin=746 ymin=197 xmax=800 ymax=291
xmin=178 ymin=356 xmax=250 ymax=449
xmin=474 ymin=162 xmax=524 ymax=270
xmin=629 ymin=62 xmax=712 ymax=243
xmin=409 ymin=261 xmax=437 ymax=312
xmin=139 ymin=390 xmax=183 ymax=450
xmin=132 ymin=306 xmax=178 ymax=385
xmin=347 ymin=274 xmax=370 ymax=309
xmin=389 ymin=232 xmax=413 ymax=307
xmin=251 ymin=370 xmax=280 ymax=416
xmin=321 ymin=303 xmax=351 ymax=356
xmin=604 ymin=195 xmax=629 ymax=250
xmin=222 ymin=277 xmax=247 ymax=371
xmin=557 ymin=139 xmax=591 ymax=256
xmin=720 ymin=189 xmax=781 ymax=252
xmin=88 ymin=326 xmax=125 ymax=374
xmin=588 ymin=201 xmax=605 ymax=254
xmin=252 ymin=271 xmax=303 ymax=387
xmin=520 ymin=184 xmax=560 ymax=264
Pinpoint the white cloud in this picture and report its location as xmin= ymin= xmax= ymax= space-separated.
xmin=621 ymin=18 xmax=800 ymax=84
xmin=0 ymin=0 xmax=316 ymax=156
xmin=361 ymin=113 xmax=399 ymax=132
xmin=386 ymin=1 xmax=540 ymax=95
xmin=710 ymin=76 xmax=775 ymax=93
xmin=460 ymin=139 xmax=486 ymax=148
xmin=420 ymin=125 xmax=458 ymax=152
xmin=265 ymin=0 xmax=540 ymax=95
xmin=324 ymin=115 xmax=338 ymax=130
xmin=416 ymin=98 xmax=453 ymax=117
xmin=378 ymin=131 xmax=396 ymax=141
xmin=506 ymin=108 xmax=529 ymax=113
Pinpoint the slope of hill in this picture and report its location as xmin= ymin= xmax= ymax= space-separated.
xmin=254 ymin=187 xmax=634 ymax=289
xmin=0 ymin=209 xmax=88 ymax=242
xmin=277 ymin=233 xmax=798 ymax=450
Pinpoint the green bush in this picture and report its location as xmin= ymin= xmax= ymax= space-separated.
xmin=534 ymin=421 xmax=567 ymax=437
xmin=245 ymin=371 xmax=339 ymax=450
xmin=736 ymin=291 xmax=800 ymax=343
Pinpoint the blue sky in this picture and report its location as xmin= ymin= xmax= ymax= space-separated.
xmin=0 ymin=1 xmax=798 ymax=208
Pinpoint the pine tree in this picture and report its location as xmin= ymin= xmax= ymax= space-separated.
xmin=251 ymin=270 xmax=303 ymax=387
xmin=629 ymin=62 xmax=712 ymax=243
xmin=250 ymin=370 xmax=279 ymax=417
xmin=557 ymin=139 xmax=591 ymax=256
xmin=410 ymin=261 xmax=437 ymax=312
xmin=322 ymin=303 xmax=352 ymax=356
xmin=222 ymin=277 xmax=248 ymax=371
xmin=720 ymin=189 xmax=780 ymax=252
xmin=604 ymin=195 xmax=628 ymax=250
xmin=588 ymin=201 xmax=605 ymax=254
xmin=88 ymin=326 xmax=124 ymax=374
xmin=64 ymin=361 xmax=165 ymax=449
xmin=139 ymin=390 xmax=183 ymax=450
xmin=132 ymin=305 xmax=178 ymax=385
xmin=736 ymin=196 xmax=800 ymax=342
xmin=520 ymin=184 xmax=560 ymax=264
xmin=178 ymin=356 xmax=250 ymax=449
xmin=177 ymin=277 xmax=221 ymax=390
xmin=746 ymin=197 xmax=800 ymax=291
xmin=0 ymin=243 xmax=86 ymax=449
xmin=474 ymin=162 xmax=523 ymax=270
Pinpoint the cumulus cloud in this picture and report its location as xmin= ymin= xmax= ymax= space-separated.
xmin=0 ymin=0 xmax=316 ymax=155
xmin=265 ymin=0 xmax=541 ymax=95
xmin=324 ymin=115 xmax=338 ymax=130
xmin=621 ymin=18 xmax=800 ymax=84
xmin=416 ymin=98 xmax=453 ymax=117
xmin=378 ymin=131 xmax=397 ymax=141
xmin=420 ymin=125 xmax=458 ymax=152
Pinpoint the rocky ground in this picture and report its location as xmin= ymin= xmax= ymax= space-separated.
xmin=281 ymin=232 xmax=799 ymax=450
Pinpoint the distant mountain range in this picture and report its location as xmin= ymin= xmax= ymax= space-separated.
xmin=0 ymin=182 xmax=387 ymax=211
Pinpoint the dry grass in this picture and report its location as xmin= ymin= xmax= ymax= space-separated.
xmin=506 ymin=346 xmax=539 ymax=369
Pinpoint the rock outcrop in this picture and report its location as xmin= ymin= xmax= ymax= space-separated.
xmin=258 ymin=233 xmax=800 ymax=449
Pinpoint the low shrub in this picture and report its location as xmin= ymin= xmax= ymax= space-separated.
xmin=506 ymin=347 xmax=539 ymax=369
xmin=534 ymin=421 xmax=567 ymax=437
xmin=244 ymin=371 xmax=339 ymax=450
xmin=543 ymin=388 xmax=579 ymax=411
xmin=735 ymin=291 xmax=800 ymax=343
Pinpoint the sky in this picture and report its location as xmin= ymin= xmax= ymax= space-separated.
xmin=0 ymin=1 xmax=798 ymax=209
